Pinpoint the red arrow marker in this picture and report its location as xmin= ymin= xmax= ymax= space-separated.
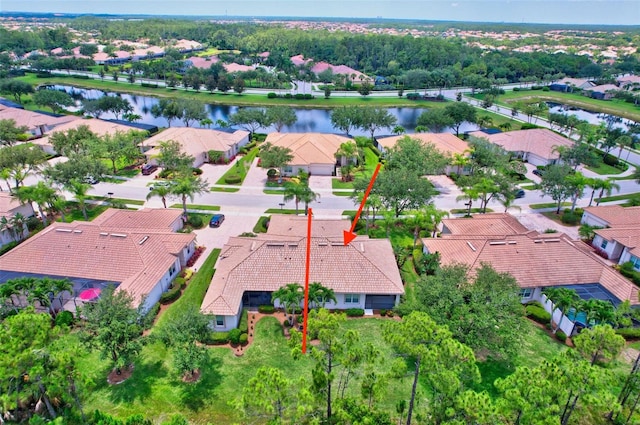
xmin=343 ymin=163 xmax=381 ymax=245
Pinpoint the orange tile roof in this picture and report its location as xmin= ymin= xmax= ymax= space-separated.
xmin=377 ymin=133 xmax=469 ymax=156
xmin=141 ymin=127 xmax=249 ymax=157
xmin=92 ymin=208 xmax=183 ymax=230
xmin=0 ymin=211 xmax=195 ymax=306
xmin=264 ymin=132 xmax=352 ymax=167
xmin=468 ymin=128 xmax=574 ymax=160
xmin=0 ymin=107 xmax=79 ymax=131
xmin=0 ymin=192 xmax=25 ymax=219
xmin=441 ymin=213 xmax=530 ymax=236
xmin=266 ymin=214 xmax=350 ymax=238
xmin=584 ymin=205 xmax=640 ymax=227
xmin=33 ymin=119 xmax=140 ymax=150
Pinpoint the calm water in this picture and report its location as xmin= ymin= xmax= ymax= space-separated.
xmin=50 ymin=85 xmax=481 ymax=136
xmin=546 ymin=102 xmax=634 ymax=131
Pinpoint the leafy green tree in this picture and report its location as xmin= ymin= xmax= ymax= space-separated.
xmin=0 ymin=118 xmax=29 ymax=146
xmin=330 ymin=106 xmax=361 ymax=136
xmin=259 ymin=142 xmax=294 ymax=177
xmin=150 ymin=98 xmax=181 ymax=127
xmin=233 ymin=367 xmax=314 ymax=424
xmin=383 ymin=311 xmax=480 ymax=425
xmin=82 ymin=285 xmax=143 ymax=375
xmin=335 ymin=141 xmax=358 ymax=181
xmin=0 ymin=79 xmax=34 ymax=103
xmin=358 ymin=107 xmax=397 ymax=142
xmin=14 ymin=181 xmax=57 ymax=227
xmin=43 ymin=155 xmax=108 ymax=187
xmin=99 ymin=130 xmax=145 ymax=174
xmin=266 ymin=106 xmax=297 ymax=132
xmin=272 ymin=283 xmax=304 ymax=326
xmin=157 ymin=308 xmax=209 ymax=380
xmin=228 ymin=108 xmax=267 ymax=136
xmin=49 ymin=124 xmax=99 ymax=157
xmin=573 ymin=324 xmax=625 ymax=366
xmin=357 ymin=82 xmax=373 ymax=97
xmin=156 ymin=140 xmax=195 ymax=173
xmin=538 ymin=164 xmax=575 ymax=214
xmin=0 ymin=143 xmax=47 ymax=189
xmin=444 ymin=102 xmax=477 ymax=136
xmin=170 ymin=175 xmax=208 ymax=220
xmin=177 ymin=99 xmax=206 ymax=127
xmin=416 ymin=108 xmax=454 ymax=132
xmin=32 ymin=89 xmax=73 ymax=113
xmin=233 ymin=77 xmax=246 ymax=94
xmin=384 ymin=136 xmax=450 ymax=175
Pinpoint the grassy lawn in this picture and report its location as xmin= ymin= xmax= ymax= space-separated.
xmin=541 ymin=211 xmax=578 ymax=225
xmin=450 ymin=208 xmax=495 ymax=214
xmin=168 ymin=204 xmax=220 ymax=211
xmin=599 ymin=192 xmax=640 ymax=204
xmin=585 ymin=161 xmax=627 ymax=175
xmin=86 ymin=195 xmax=145 ymax=206
xmin=529 ymin=201 xmax=571 ymax=210
xmin=332 ymin=178 xmax=354 ymax=189
xmin=264 ymin=208 xmax=300 ymax=214
xmin=58 ymin=203 xmax=109 ymax=222
xmin=210 ymin=186 xmax=240 ymax=193
xmin=252 ymin=216 xmax=270 ymax=233
xmin=263 ymin=189 xmax=284 ymax=195
xmin=358 ymin=220 xmax=414 ymax=249
xmin=215 ymin=148 xmax=259 ymax=186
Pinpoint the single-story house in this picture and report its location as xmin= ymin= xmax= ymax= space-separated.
xmin=141 ymin=127 xmax=250 ymax=168
xmin=174 ymin=39 xmax=203 ymax=53
xmin=440 ymin=213 xmax=531 ymax=236
xmin=582 ymin=205 xmax=640 ymax=270
xmin=581 ymin=205 xmax=640 ymax=228
xmin=93 ymin=51 xmax=132 ymax=65
xmin=422 ymin=214 xmax=639 ymax=335
xmin=467 ymin=128 xmax=574 ymax=166
xmin=184 ymin=56 xmax=220 ymax=70
xmin=0 ymin=208 xmax=196 ymax=312
xmin=32 ymin=118 xmax=147 ymax=155
xmin=549 ymin=77 xmax=595 ymax=92
xmin=0 ymin=106 xmax=80 ymax=137
xmin=583 ymin=84 xmax=620 ymax=100
xmin=131 ymin=46 xmax=164 ymax=61
xmin=0 ymin=192 xmax=35 ymax=248
xmin=617 ymin=75 xmax=640 ymax=90
xmin=310 ymin=62 xmax=373 ymax=83
xmin=200 ymin=215 xmax=404 ymax=331
xmin=264 ymin=132 xmax=354 ymax=176
xmin=376 ymin=133 xmax=470 ymax=175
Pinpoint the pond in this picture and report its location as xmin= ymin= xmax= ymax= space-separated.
xmin=546 ymin=102 xmax=634 ymax=131
xmin=48 ymin=85 xmax=481 ymax=136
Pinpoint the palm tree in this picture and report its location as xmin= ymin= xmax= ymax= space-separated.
xmin=566 ymin=172 xmax=590 ymax=212
xmin=65 ymin=180 xmax=91 ymax=221
xmin=543 ymin=287 xmax=579 ymax=333
xmin=146 ymin=184 xmax=172 ymax=208
xmin=407 ymin=210 xmax=430 ymax=249
xmin=14 ymin=181 xmax=58 ymax=227
xmin=615 ymin=135 xmax=633 ymax=160
xmin=590 ymin=178 xmax=620 ymax=206
xmin=271 ymin=283 xmax=304 ymax=326
xmin=308 ymin=282 xmax=337 ymax=309
xmin=299 ymin=184 xmax=319 ymax=216
xmin=451 ymin=152 xmax=470 ymax=175
xmin=424 ymin=204 xmax=449 ymax=238
xmin=170 ymin=175 xmax=209 ymax=221
xmin=9 ymin=213 xmax=26 ymax=241
xmin=0 ymin=215 xmax=17 ymax=241
xmin=283 ymin=179 xmax=319 ymax=216
xmin=335 ymin=141 xmax=358 ymax=181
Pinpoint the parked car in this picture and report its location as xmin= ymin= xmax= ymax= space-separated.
xmin=515 ymin=189 xmax=525 ymax=199
xmin=532 ymin=169 xmax=543 ymax=177
xmin=149 ymin=181 xmax=172 ymax=191
xmin=83 ymin=175 xmax=99 ymax=185
xmin=141 ymin=164 xmax=158 ymax=175
xmin=209 ymin=214 xmax=225 ymax=228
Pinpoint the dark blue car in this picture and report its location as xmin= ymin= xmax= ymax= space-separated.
xmin=209 ymin=214 xmax=225 ymax=228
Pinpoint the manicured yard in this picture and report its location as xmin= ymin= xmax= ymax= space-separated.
xmin=215 ymin=148 xmax=259 ymax=186
xmin=529 ymin=201 xmax=571 ymax=210
xmin=598 ymin=192 xmax=640 ymax=204
xmin=86 ymin=195 xmax=145 ymax=206
xmin=585 ymin=161 xmax=627 ymax=175
xmin=58 ymin=203 xmax=109 ymax=222
xmin=168 ymin=204 xmax=221 ymax=211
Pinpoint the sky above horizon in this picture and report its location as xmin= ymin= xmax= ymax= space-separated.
xmin=2 ymin=0 xmax=639 ymax=26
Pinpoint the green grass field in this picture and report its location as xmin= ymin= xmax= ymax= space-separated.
xmin=168 ymin=204 xmax=221 ymax=211
xmin=215 ymin=148 xmax=259 ymax=186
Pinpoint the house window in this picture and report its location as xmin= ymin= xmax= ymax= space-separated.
xmin=169 ymin=265 xmax=176 ymax=276
xmin=215 ymin=316 xmax=224 ymax=327
xmin=600 ymin=240 xmax=608 ymax=250
xmin=631 ymin=256 xmax=640 ymax=271
xmin=345 ymin=294 xmax=360 ymax=304
xmin=284 ymin=166 xmax=293 ymax=174
xmin=519 ymin=288 xmax=533 ymax=299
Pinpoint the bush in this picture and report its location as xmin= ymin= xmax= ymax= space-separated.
xmin=345 ymin=308 xmax=365 ymax=317
xmin=186 ymin=246 xmax=205 ymax=267
xmin=139 ymin=302 xmax=160 ymax=329
xmin=369 ymin=145 xmax=382 ymax=158
xmin=174 ymin=277 xmax=186 ymax=288
xmin=187 ymin=214 xmax=204 ymax=228
xmin=520 ymin=123 xmax=540 ymax=130
xmin=531 ymin=85 xmax=544 ymax=90
xmin=27 ymin=216 xmax=43 ymax=232
xmin=267 ymin=92 xmax=277 ymax=98
xmin=202 ymin=331 xmax=229 ymax=345
xmin=406 ymin=92 xmax=421 ymax=100
xmin=615 ymin=327 xmax=640 ymax=340
xmin=55 ymin=311 xmax=74 ymax=327
xmin=555 ymin=330 xmax=567 ymax=342
xmin=258 ymin=305 xmax=275 ymax=314
xmin=561 ymin=211 xmax=581 ymax=225
xmin=542 ymin=86 xmax=550 ymax=91
xmin=513 ymin=87 xmax=521 ymax=91
xmin=379 ymin=309 xmax=387 ymax=316
xmin=192 ymin=167 xmax=203 ymax=175
xmin=239 ymin=309 xmax=249 ymax=334
xmin=228 ymin=328 xmax=242 ymax=344
xmin=239 ymin=333 xmax=248 ymax=345
xmin=603 ymin=154 xmax=619 ymax=166
xmin=0 ymin=241 xmax=18 ymax=256
xmin=160 ymin=284 xmax=181 ymax=304
xmin=525 ymin=305 xmax=551 ymax=325
xmin=267 ymin=168 xmax=279 ymax=179
xmin=141 ymin=82 xmax=159 ymax=88
xmin=387 ymin=310 xmax=394 ymax=317
xmin=225 ymin=175 xmax=242 ymax=184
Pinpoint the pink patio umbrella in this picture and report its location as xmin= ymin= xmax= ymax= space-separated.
xmin=79 ymin=288 xmax=102 ymax=301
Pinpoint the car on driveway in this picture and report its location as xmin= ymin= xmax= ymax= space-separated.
xmin=532 ymin=169 xmax=543 ymax=177
xmin=209 ymin=214 xmax=225 ymax=228
xmin=141 ymin=164 xmax=158 ymax=175
xmin=515 ymin=189 xmax=525 ymax=199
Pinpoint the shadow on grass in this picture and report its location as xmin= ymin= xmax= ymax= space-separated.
xmin=106 ymin=358 xmax=167 ymax=404
xmin=472 ymin=357 xmax=516 ymax=397
xmin=179 ymin=354 xmax=223 ymax=411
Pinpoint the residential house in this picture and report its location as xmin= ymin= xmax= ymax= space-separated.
xmin=0 ymin=208 xmax=196 ymax=312
xmin=467 ymin=128 xmax=574 ymax=166
xmin=549 ymin=77 xmax=595 ymax=92
xmin=617 ymin=75 xmax=640 ymax=91
xmin=93 ymin=50 xmax=132 ymax=65
xmin=581 ymin=205 xmax=640 ymax=228
xmin=32 ymin=118 xmax=147 ymax=155
xmin=0 ymin=106 xmax=80 ymax=137
xmin=264 ymin=132 xmax=354 ymax=176
xmin=200 ymin=215 xmax=404 ymax=331
xmin=0 ymin=192 xmax=35 ymax=248
xmin=376 ymin=133 xmax=470 ymax=175
xmin=141 ymin=127 xmax=250 ymax=168
xmin=310 ymin=62 xmax=373 ymax=83
xmin=184 ymin=56 xmax=220 ymax=70
xmin=584 ymin=84 xmax=620 ymax=100
xmin=173 ymin=39 xmax=203 ymax=54
xmin=582 ymin=205 xmax=640 ymax=270
xmin=422 ymin=213 xmax=639 ymax=335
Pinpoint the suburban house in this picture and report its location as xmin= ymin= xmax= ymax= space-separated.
xmin=184 ymin=56 xmax=220 ymax=70
xmin=200 ymin=215 xmax=404 ymax=331
xmin=0 ymin=106 xmax=80 ymax=137
xmin=376 ymin=133 xmax=470 ymax=175
xmin=582 ymin=205 xmax=640 ymax=270
xmin=467 ymin=128 xmax=574 ymax=166
xmin=423 ymin=213 xmax=639 ymax=335
xmin=264 ymin=132 xmax=354 ymax=176
xmin=92 ymin=50 xmax=132 ymax=65
xmin=289 ymin=55 xmax=372 ymax=83
xmin=0 ymin=208 xmax=196 ymax=312
xmin=0 ymin=192 xmax=35 ymax=248
xmin=617 ymin=75 xmax=640 ymax=90
xmin=583 ymin=84 xmax=620 ymax=100
xmin=549 ymin=77 xmax=595 ymax=92
xmin=140 ymin=127 xmax=250 ymax=168
xmin=32 ymin=118 xmax=148 ymax=155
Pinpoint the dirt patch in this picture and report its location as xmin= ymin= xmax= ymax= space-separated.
xmin=107 ymin=364 xmax=134 ymax=385
xmin=622 ymin=346 xmax=640 ymax=365
xmin=181 ymin=369 xmax=201 ymax=383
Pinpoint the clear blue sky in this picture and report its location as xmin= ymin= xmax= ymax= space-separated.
xmin=2 ymin=0 xmax=639 ymax=26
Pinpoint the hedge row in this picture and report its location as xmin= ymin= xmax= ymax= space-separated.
xmin=616 ymin=327 xmax=640 ymax=340
xmin=525 ymin=304 xmax=551 ymax=325
xmin=258 ymin=305 xmax=275 ymax=314
xmin=160 ymin=279 xmax=185 ymax=304
xmin=346 ymin=308 xmax=365 ymax=317
xmin=225 ymin=175 xmax=242 ymax=184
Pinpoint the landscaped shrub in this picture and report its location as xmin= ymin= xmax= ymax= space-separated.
xmin=26 ymin=216 xmax=43 ymax=232
xmin=239 ymin=333 xmax=248 ymax=345
xmin=228 ymin=328 xmax=242 ymax=345
xmin=603 ymin=154 xmax=619 ymax=167
xmin=369 ymin=145 xmax=382 ymax=158
xmin=139 ymin=302 xmax=160 ymax=329
xmin=267 ymin=168 xmax=279 ymax=179
xmin=525 ymin=304 xmax=551 ymax=325
xmin=513 ymin=87 xmax=521 ymax=92
xmin=225 ymin=175 xmax=242 ymax=184
xmin=0 ymin=241 xmax=18 ymax=256
xmin=174 ymin=277 xmax=186 ymax=288
xmin=191 ymin=167 xmax=203 ymax=175
xmin=55 ymin=311 xmax=74 ymax=327
xmin=160 ymin=284 xmax=181 ymax=304
xmin=520 ymin=123 xmax=540 ymax=130
xmin=267 ymin=92 xmax=277 ymax=98
xmin=593 ymin=247 xmax=609 ymax=259
xmin=379 ymin=309 xmax=387 ymax=316
xmin=202 ymin=331 xmax=229 ymax=345
xmin=187 ymin=214 xmax=204 ymax=228
xmin=345 ymin=308 xmax=365 ymax=317
xmin=555 ymin=330 xmax=567 ymax=343
xmin=258 ymin=305 xmax=275 ymax=314
xmin=561 ymin=211 xmax=581 ymax=225
xmin=239 ymin=309 xmax=249 ymax=334
xmin=615 ymin=327 xmax=640 ymax=340
xmin=542 ymin=86 xmax=550 ymax=91
xmin=387 ymin=310 xmax=395 ymax=317
xmin=186 ymin=246 xmax=205 ymax=267
xmin=619 ymin=262 xmax=640 ymax=285
xmin=141 ymin=82 xmax=159 ymax=88
xmin=406 ymin=92 xmax=421 ymax=100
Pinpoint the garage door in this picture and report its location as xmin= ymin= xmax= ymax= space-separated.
xmin=309 ymin=164 xmax=334 ymax=176
xmin=365 ymin=295 xmax=396 ymax=310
